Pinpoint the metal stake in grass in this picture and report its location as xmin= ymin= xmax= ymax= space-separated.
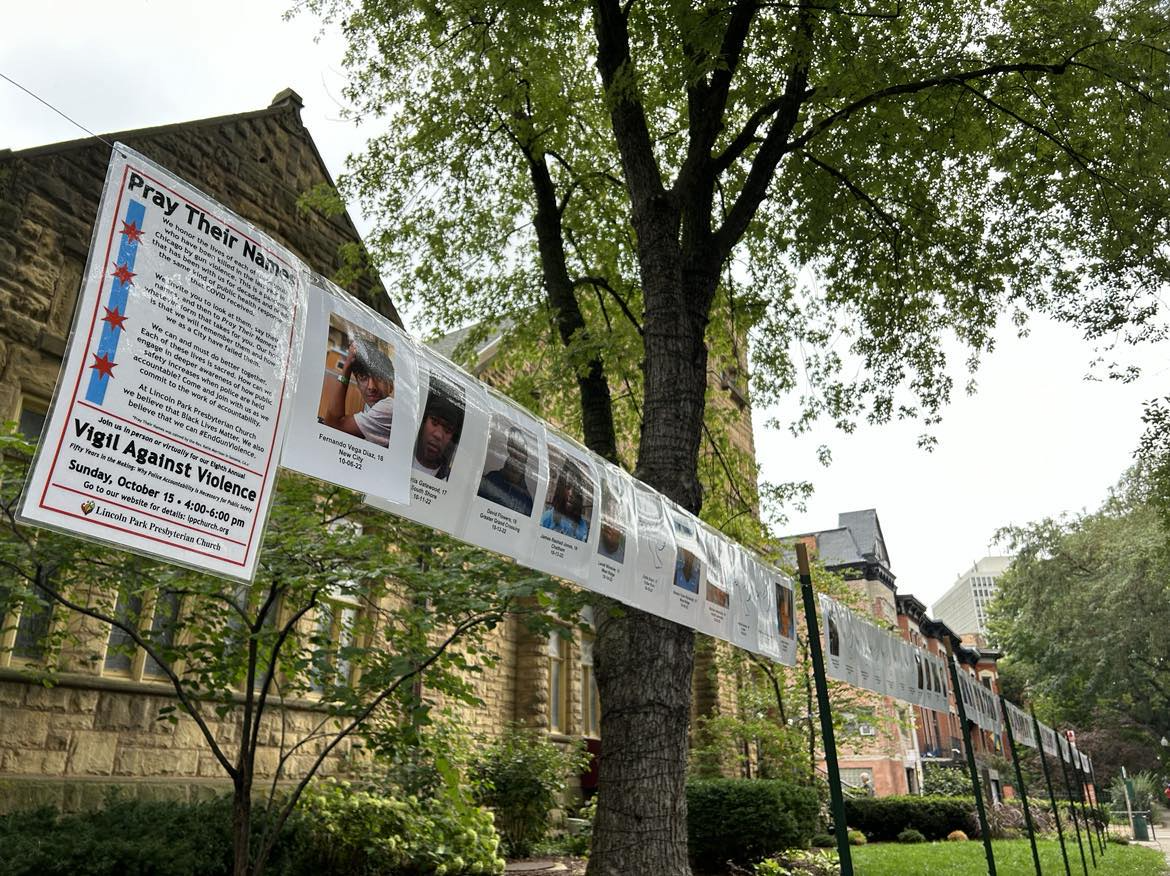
xmin=1000 ymin=694 xmax=1042 ymax=876
xmin=795 ymin=543 xmax=853 ymax=876
xmin=1033 ymin=710 xmax=1073 ymax=876
xmin=948 ymin=655 xmax=996 ymax=876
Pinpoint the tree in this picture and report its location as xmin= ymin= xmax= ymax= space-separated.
xmin=990 ymin=464 xmax=1170 ymax=785
xmin=296 ymin=1 xmax=1170 ymax=871
xmin=0 ymin=426 xmax=559 ymax=876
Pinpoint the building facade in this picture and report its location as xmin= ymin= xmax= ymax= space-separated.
xmin=931 ymin=555 xmax=1013 ymax=640
xmin=792 ymin=511 xmax=1008 ymax=799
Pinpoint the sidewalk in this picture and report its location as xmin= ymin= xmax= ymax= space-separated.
xmin=1132 ymin=819 xmax=1170 ymax=872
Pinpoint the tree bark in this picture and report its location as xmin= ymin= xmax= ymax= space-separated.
xmin=232 ymin=774 xmax=253 ymax=876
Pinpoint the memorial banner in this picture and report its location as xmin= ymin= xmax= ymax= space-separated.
xmin=753 ymin=556 xmax=781 ymax=662
xmin=1006 ymin=700 xmax=1037 ymax=749
xmin=697 ymin=522 xmax=732 ymax=641
xmin=20 ymin=145 xmax=303 ymax=580
xmin=587 ymin=461 xmax=638 ymax=600
xmin=630 ymin=482 xmax=675 ymax=616
xmin=773 ymin=574 xmax=798 ymax=666
xmin=463 ymin=390 xmax=549 ymax=563
xmin=283 ymin=280 xmax=420 ymax=501
xmin=666 ymin=505 xmax=704 ymax=629
xmin=365 ymin=348 xmax=491 ymax=539
xmin=530 ymin=433 xmax=600 ymax=584
xmin=1039 ymin=722 xmax=1059 ymax=758
xmin=729 ymin=544 xmax=760 ymax=654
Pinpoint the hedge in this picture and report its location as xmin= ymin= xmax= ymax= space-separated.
xmin=844 ymin=795 xmax=977 ymax=841
xmin=687 ymin=778 xmax=820 ymax=872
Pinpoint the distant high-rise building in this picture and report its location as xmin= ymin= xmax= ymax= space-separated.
xmin=931 ymin=556 xmax=1013 ymax=638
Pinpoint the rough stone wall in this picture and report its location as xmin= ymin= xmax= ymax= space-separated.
xmin=0 ymin=675 xmax=355 ymax=813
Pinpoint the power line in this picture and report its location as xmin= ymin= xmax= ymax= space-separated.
xmin=1 ymin=71 xmax=116 ymax=150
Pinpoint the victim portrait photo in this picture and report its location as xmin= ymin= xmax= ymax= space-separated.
xmin=705 ymin=579 xmax=729 ymax=608
xmin=540 ymin=447 xmax=594 ymax=542
xmin=477 ymin=414 xmax=538 ymax=516
xmin=828 ymin=615 xmax=841 ymax=657
xmin=777 ymin=584 xmax=795 ymax=639
xmin=596 ymin=480 xmax=627 ymax=564
xmin=317 ymin=315 xmax=396 ymax=448
xmin=673 ymin=547 xmax=701 ymax=594
xmin=413 ymin=375 xmax=465 ymax=480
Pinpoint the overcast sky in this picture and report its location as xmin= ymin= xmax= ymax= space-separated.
xmin=5 ymin=3 xmax=1166 ymax=610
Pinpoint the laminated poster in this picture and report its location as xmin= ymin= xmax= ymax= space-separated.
xmin=898 ymin=642 xmax=918 ymax=704
xmin=462 ymin=390 xmax=549 ymax=564
xmin=587 ymin=461 xmax=638 ymax=599
xmin=530 ymin=434 xmax=600 ymax=584
xmin=840 ymin=603 xmax=861 ymax=688
xmin=1040 ymin=723 xmax=1059 ymax=759
xmin=696 ymin=522 xmax=732 ymax=642
xmin=931 ymin=654 xmax=949 ymax=714
xmin=868 ymin=625 xmax=888 ymax=697
xmin=728 ymin=544 xmax=759 ymax=654
xmin=1006 ymin=701 xmax=1037 ymax=749
xmin=854 ymin=613 xmax=873 ymax=692
xmin=773 ymin=574 xmax=798 ymax=666
xmin=629 ymin=483 xmax=674 ymax=616
xmin=282 ymin=281 xmax=420 ymax=502
xmin=821 ymin=594 xmax=846 ymax=682
xmin=754 ymin=557 xmax=782 ymax=662
xmin=666 ymin=505 xmax=704 ymax=630
xmin=365 ymin=349 xmax=490 ymax=540
xmin=20 ymin=145 xmax=303 ymax=581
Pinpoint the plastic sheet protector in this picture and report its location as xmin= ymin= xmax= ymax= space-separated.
xmin=19 ymin=145 xmax=304 ymax=580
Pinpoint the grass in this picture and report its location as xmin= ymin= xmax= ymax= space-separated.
xmin=851 ymin=838 xmax=1167 ymax=875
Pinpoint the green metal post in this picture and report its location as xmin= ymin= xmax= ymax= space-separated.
xmin=1033 ymin=712 xmax=1072 ymax=876
xmin=1056 ymin=735 xmax=1091 ymax=875
xmin=795 ymin=544 xmax=853 ymax=876
xmin=1034 ymin=712 xmax=1072 ymax=876
xmin=1000 ymin=695 xmax=1042 ymax=876
xmin=1071 ymin=748 xmax=1099 ymax=856
xmin=1089 ymin=762 xmax=1108 ymax=854
xmin=948 ymin=656 xmax=996 ymax=876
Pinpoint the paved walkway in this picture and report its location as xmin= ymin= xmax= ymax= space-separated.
xmin=1132 ymin=819 xmax=1170 ymax=872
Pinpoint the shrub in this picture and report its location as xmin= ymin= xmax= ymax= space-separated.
xmin=469 ymin=726 xmax=588 ymax=858
xmin=687 ymin=778 xmax=820 ymax=872
xmin=287 ymin=776 xmax=504 ymax=876
xmin=922 ymin=763 xmax=972 ymax=797
xmin=753 ymin=849 xmax=840 ymax=875
xmin=844 ymin=795 xmax=976 ymax=841
xmin=947 ymin=829 xmax=969 ymax=841
xmin=0 ymin=796 xmax=235 ymax=876
xmin=847 ymin=829 xmax=867 ymax=845
xmin=897 ymin=828 xmax=926 ymax=843
xmin=810 ymin=833 xmax=836 ymax=848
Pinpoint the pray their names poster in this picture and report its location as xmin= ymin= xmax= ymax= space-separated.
xmin=20 ymin=145 xmax=303 ymax=580
xmin=282 ymin=281 xmax=420 ymax=501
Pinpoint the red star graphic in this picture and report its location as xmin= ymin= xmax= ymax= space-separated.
xmin=101 ymin=306 xmax=128 ymax=331
xmin=90 ymin=353 xmax=116 ymax=380
xmin=120 ymin=220 xmax=145 ymax=244
xmin=111 ymin=262 xmax=136 ymax=286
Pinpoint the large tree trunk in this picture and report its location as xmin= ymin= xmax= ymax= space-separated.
xmin=587 ymin=200 xmax=718 ymax=875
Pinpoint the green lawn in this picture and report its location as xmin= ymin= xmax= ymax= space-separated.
xmin=851 ymin=839 xmax=1167 ymax=875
